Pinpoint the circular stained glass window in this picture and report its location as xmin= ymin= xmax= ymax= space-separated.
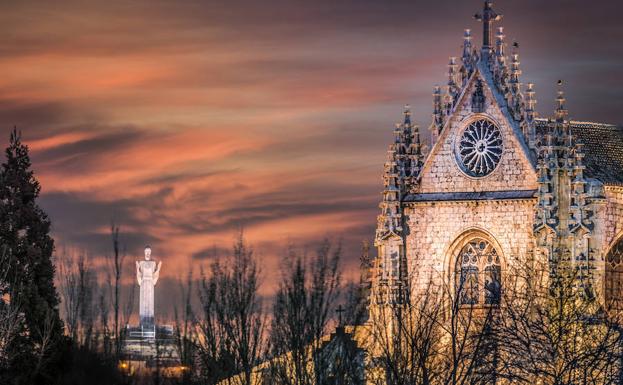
xmin=456 ymin=119 xmax=503 ymax=177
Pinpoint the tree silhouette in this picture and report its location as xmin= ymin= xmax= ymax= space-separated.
xmin=0 ymin=128 xmax=64 ymax=383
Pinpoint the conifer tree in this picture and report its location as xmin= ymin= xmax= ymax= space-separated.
xmin=0 ymin=128 xmax=64 ymax=383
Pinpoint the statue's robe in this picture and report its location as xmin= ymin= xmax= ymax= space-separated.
xmin=137 ymin=260 xmax=158 ymax=327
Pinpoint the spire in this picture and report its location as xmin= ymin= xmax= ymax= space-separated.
xmin=495 ymin=27 xmax=506 ymax=59
xmin=405 ymin=106 xmax=424 ymax=184
xmin=393 ymin=106 xmax=410 ymax=180
xmin=525 ymin=83 xmax=537 ymax=121
xmin=492 ymin=27 xmax=509 ymax=94
xmin=403 ymin=104 xmax=412 ymax=126
xmin=431 ymin=85 xmax=444 ymax=144
xmin=508 ymin=42 xmax=524 ymax=121
xmin=509 ymin=43 xmax=522 ymax=88
xmin=555 ymin=81 xmax=568 ymax=123
xmin=474 ymin=1 xmax=502 ymax=52
xmin=447 ymin=57 xmax=460 ymax=107
xmin=525 ymin=82 xmax=537 ymax=148
xmin=393 ymin=105 xmax=424 ymax=191
xmin=375 ymin=144 xmax=402 ymax=243
xmin=461 ymin=29 xmax=474 ymax=81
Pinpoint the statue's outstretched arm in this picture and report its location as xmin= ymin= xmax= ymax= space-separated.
xmin=154 ymin=261 xmax=162 ymax=286
xmin=136 ymin=261 xmax=142 ymax=286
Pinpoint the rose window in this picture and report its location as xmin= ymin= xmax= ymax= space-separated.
xmin=457 ymin=119 xmax=503 ymax=177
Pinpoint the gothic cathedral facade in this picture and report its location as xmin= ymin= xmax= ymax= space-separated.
xmin=372 ymin=1 xmax=623 ymax=312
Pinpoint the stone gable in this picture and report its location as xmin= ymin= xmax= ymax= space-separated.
xmin=417 ymin=71 xmax=537 ymax=194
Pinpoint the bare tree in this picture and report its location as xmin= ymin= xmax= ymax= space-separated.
xmin=0 ymin=249 xmax=22 ymax=373
xmin=32 ymin=308 xmax=58 ymax=378
xmin=98 ymin=284 xmax=112 ymax=357
xmin=173 ymin=268 xmax=197 ymax=385
xmin=107 ymin=223 xmax=126 ymax=359
xmin=266 ymin=239 xmax=342 ymax=385
xmin=495 ymin=260 xmax=622 ymax=385
xmin=368 ymin=270 xmax=499 ymax=385
xmin=58 ymin=249 xmax=97 ymax=346
xmin=195 ymin=231 xmax=266 ymax=385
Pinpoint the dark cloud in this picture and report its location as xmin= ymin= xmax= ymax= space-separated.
xmin=40 ymin=188 xmax=173 ymax=256
xmin=32 ymin=127 xmax=148 ymax=168
xmin=0 ymin=101 xmax=73 ymax=135
xmin=142 ymin=168 xmax=237 ymax=186
xmin=190 ymin=245 xmax=232 ymax=261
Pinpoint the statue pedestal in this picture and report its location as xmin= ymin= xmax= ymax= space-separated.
xmin=127 ymin=323 xmax=156 ymax=340
xmin=122 ymin=324 xmax=180 ymax=374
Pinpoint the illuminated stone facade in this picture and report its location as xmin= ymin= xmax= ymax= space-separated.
xmin=372 ymin=1 xmax=623 ymax=312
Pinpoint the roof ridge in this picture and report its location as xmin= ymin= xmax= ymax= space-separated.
xmin=534 ymin=117 xmax=620 ymax=129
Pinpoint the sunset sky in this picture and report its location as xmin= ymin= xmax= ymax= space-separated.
xmin=0 ymin=0 xmax=621 ymax=307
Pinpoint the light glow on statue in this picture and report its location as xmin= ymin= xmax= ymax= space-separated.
xmin=136 ymin=245 xmax=162 ymax=327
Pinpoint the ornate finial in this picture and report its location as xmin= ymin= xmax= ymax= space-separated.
xmin=474 ymin=1 xmax=502 ymax=51
xmin=523 ymin=83 xmax=537 ymax=149
xmin=510 ymin=43 xmax=521 ymax=83
xmin=463 ymin=28 xmax=472 ymax=47
xmin=555 ymin=81 xmax=568 ymax=123
xmin=509 ymin=42 xmax=522 ymax=99
xmin=525 ymin=83 xmax=536 ymax=116
xmin=448 ymin=57 xmax=460 ymax=101
xmin=394 ymin=123 xmax=402 ymax=145
xmin=492 ymin=27 xmax=508 ymax=88
xmin=403 ymin=104 xmax=411 ymax=124
xmin=375 ymin=143 xmax=403 ymax=243
xmin=495 ymin=27 xmax=506 ymax=58
xmin=431 ymin=86 xmax=444 ymax=145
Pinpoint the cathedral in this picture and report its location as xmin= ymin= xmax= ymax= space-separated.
xmin=372 ymin=1 xmax=623 ymax=312
xmin=221 ymin=3 xmax=623 ymax=384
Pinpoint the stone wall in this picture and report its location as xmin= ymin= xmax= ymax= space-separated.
xmin=593 ymin=186 xmax=623 ymax=299
xmin=603 ymin=187 xmax=623 ymax=253
xmin=404 ymin=198 xmax=535 ymax=292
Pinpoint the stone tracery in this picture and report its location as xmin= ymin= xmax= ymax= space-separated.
xmin=457 ymin=119 xmax=503 ymax=177
xmin=456 ymin=237 xmax=502 ymax=305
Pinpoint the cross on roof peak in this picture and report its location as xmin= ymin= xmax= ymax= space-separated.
xmin=474 ymin=1 xmax=502 ymax=51
xmin=336 ymin=304 xmax=345 ymax=326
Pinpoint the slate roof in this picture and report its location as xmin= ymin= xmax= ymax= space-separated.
xmin=535 ymin=119 xmax=623 ymax=186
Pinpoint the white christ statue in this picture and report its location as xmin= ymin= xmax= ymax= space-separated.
xmin=136 ymin=245 xmax=162 ymax=327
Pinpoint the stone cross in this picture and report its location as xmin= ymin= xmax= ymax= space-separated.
xmin=474 ymin=1 xmax=502 ymax=50
xmin=336 ymin=305 xmax=345 ymax=326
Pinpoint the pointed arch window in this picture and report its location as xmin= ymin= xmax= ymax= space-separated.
xmin=456 ymin=238 xmax=501 ymax=305
xmin=606 ymin=237 xmax=623 ymax=311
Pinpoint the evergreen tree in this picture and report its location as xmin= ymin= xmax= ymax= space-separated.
xmin=0 ymin=129 xmax=64 ymax=384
